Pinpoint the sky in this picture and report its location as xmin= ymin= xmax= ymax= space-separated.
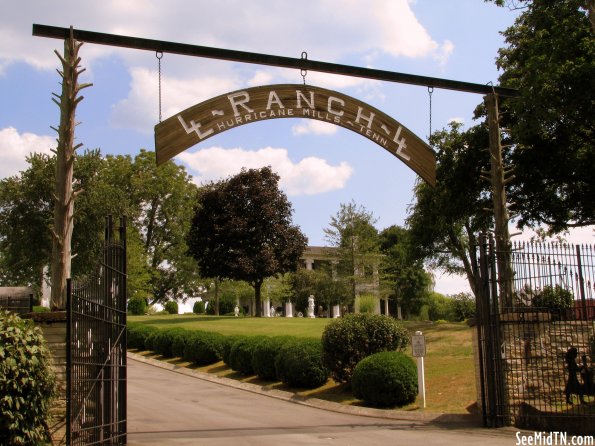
xmin=1 ymin=0 xmax=592 ymax=295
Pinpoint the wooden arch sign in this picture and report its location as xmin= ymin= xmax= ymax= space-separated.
xmin=155 ymin=84 xmax=436 ymax=185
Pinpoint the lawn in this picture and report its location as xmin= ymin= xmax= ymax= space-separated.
xmin=129 ymin=314 xmax=329 ymax=337
xmin=128 ymin=315 xmax=478 ymax=414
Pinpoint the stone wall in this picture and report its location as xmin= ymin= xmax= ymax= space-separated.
xmin=473 ymin=314 xmax=595 ymax=428
xmin=500 ymin=315 xmax=594 ymax=421
xmin=33 ymin=312 xmax=68 ymax=446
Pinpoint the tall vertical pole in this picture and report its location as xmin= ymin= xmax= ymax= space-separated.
xmin=576 ymin=245 xmax=588 ymax=320
xmin=486 ymin=93 xmax=514 ymax=310
xmin=50 ymin=28 xmax=92 ymax=310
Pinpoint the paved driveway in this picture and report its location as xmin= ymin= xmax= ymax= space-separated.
xmin=127 ymin=356 xmax=518 ymax=445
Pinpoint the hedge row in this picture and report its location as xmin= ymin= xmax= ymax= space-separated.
xmin=127 ymin=324 xmax=329 ymax=389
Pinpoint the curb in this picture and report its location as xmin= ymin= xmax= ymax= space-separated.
xmin=127 ymin=351 xmax=482 ymax=427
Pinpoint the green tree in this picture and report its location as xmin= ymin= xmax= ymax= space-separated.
xmin=187 ymin=167 xmax=307 ymax=316
xmin=449 ymin=292 xmax=476 ymax=322
xmin=0 ymin=153 xmax=54 ymax=289
xmin=0 ymin=150 xmax=127 ymax=291
xmin=324 ymin=201 xmax=380 ymax=307
xmin=129 ymin=150 xmax=202 ymax=304
xmin=0 ymin=150 xmax=201 ymax=305
xmin=289 ymin=268 xmax=349 ymax=315
xmin=379 ymin=225 xmax=432 ymax=319
xmin=492 ymin=0 xmax=595 ymax=231
xmin=406 ymin=123 xmax=493 ymax=300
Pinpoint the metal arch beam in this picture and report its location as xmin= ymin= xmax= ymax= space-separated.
xmin=32 ymin=24 xmax=519 ymax=97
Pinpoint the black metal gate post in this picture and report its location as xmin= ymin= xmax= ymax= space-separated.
xmin=475 ymin=234 xmax=507 ymax=427
xmin=67 ymin=216 xmax=127 ymax=445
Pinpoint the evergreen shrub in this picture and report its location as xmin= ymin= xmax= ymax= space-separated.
xmin=0 ymin=311 xmax=56 ymax=445
xmin=252 ymin=336 xmax=294 ymax=380
xmin=229 ymin=337 xmax=263 ymax=375
xmin=183 ymin=331 xmax=225 ymax=365
xmin=193 ymin=300 xmax=205 ymax=314
xmin=321 ymin=313 xmax=409 ymax=383
xmin=352 ymin=351 xmax=417 ymax=407
xmin=127 ymin=296 xmax=147 ymax=315
xmin=172 ymin=330 xmax=193 ymax=358
xmin=153 ymin=327 xmax=188 ymax=358
xmin=221 ymin=335 xmax=246 ymax=366
xmin=127 ymin=324 xmax=159 ymax=350
xmin=275 ymin=338 xmax=329 ymax=388
xmin=164 ymin=300 xmax=179 ymax=315
xmin=532 ymin=285 xmax=574 ymax=313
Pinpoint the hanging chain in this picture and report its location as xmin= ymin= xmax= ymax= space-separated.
xmin=300 ymin=51 xmax=308 ymax=85
xmin=156 ymin=51 xmax=163 ymax=122
xmin=428 ymin=86 xmax=434 ymax=141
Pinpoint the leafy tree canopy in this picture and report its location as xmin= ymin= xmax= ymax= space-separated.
xmin=494 ymin=0 xmax=595 ymax=230
xmin=379 ymin=225 xmax=432 ymax=318
xmin=187 ymin=166 xmax=307 ymax=316
xmin=407 ymin=122 xmax=493 ymax=299
xmin=324 ymin=201 xmax=380 ymax=305
xmin=0 ymin=149 xmax=200 ymax=304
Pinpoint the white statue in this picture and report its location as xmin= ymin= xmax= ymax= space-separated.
xmin=234 ymin=305 xmax=239 ymax=317
xmin=307 ymin=295 xmax=315 ymax=318
xmin=270 ymin=305 xmax=276 ymax=317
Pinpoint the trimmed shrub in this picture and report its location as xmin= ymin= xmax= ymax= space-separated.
xmin=153 ymin=327 xmax=188 ymax=358
xmin=229 ymin=337 xmax=263 ymax=375
xmin=221 ymin=335 xmax=246 ymax=366
xmin=127 ymin=324 xmax=159 ymax=350
xmin=193 ymin=300 xmax=206 ymax=314
xmin=127 ymin=296 xmax=148 ymax=315
xmin=352 ymin=351 xmax=417 ymax=407
xmin=532 ymin=285 xmax=574 ymax=313
xmin=172 ymin=330 xmax=193 ymax=358
xmin=252 ymin=336 xmax=294 ymax=381
xmin=275 ymin=338 xmax=329 ymax=388
xmin=164 ymin=300 xmax=179 ymax=315
xmin=183 ymin=331 xmax=225 ymax=365
xmin=0 ymin=311 xmax=56 ymax=445
xmin=321 ymin=313 xmax=409 ymax=383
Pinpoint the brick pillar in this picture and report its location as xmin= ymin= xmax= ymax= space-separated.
xmin=32 ymin=312 xmax=67 ymax=446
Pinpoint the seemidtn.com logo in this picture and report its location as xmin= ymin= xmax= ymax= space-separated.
xmin=516 ymin=432 xmax=594 ymax=446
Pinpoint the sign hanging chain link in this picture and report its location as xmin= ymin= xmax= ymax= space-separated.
xmin=428 ymin=86 xmax=434 ymax=143
xmin=156 ymin=51 xmax=163 ymax=122
xmin=300 ymin=51 xmax=308 ymax=85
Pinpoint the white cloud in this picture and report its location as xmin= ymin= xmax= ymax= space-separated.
xmin=110 ymin=68 xmax=240 ymax=133
xmin=177 ymin=146 xmax=353 ymax=196
xmin=292 ymin=120 xmax=338 ymax=136
xmin=434 ymin=40 xmax=455 ymax=68
xmin=448 ymin=117 xmax=465 ymax=125
xmin=432 ymin=270 xmax=472 ymax=296
xmin=247 ymin=70 xmax=275 ymax=87
xmin=371 ymin=1 xmax=452 ymax=61
xmin=4 ymin=1 xmax=452 ymax=133
xmin=0 ymin=127 xmax=55 ymax=178
xmin=2 ymin=1 xmax=451 ymax=74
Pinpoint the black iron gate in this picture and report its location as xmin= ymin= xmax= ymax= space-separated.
xmin=475 ymin=234 xmax=507 ymax=427
xmin=67 ymin=216 xmax=127 ymax=445
xmin=475 ymin=235 xmax=595 ymax=432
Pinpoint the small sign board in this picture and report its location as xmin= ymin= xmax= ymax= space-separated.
xmin=412 ymin=332 xmax=426 ymax=357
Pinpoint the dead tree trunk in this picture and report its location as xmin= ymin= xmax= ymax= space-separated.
xmin=49 ymin=29 xmax=92 ymax=310
xmin=485 ymin=93 xmax=514 ymax=309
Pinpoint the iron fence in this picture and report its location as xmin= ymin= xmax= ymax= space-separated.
xmin=508 ymin=241 xmax=594 ymax=321
xmin=499 ymin=308 xmax=594 ymax=433
xmin=67 ymin=216 xmax=127 ymax=445
xmin=476 ymin=236 xmax=595 ymax=433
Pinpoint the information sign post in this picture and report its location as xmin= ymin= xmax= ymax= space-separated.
xmin=412 ymin=331 xmax=426 ymax=408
